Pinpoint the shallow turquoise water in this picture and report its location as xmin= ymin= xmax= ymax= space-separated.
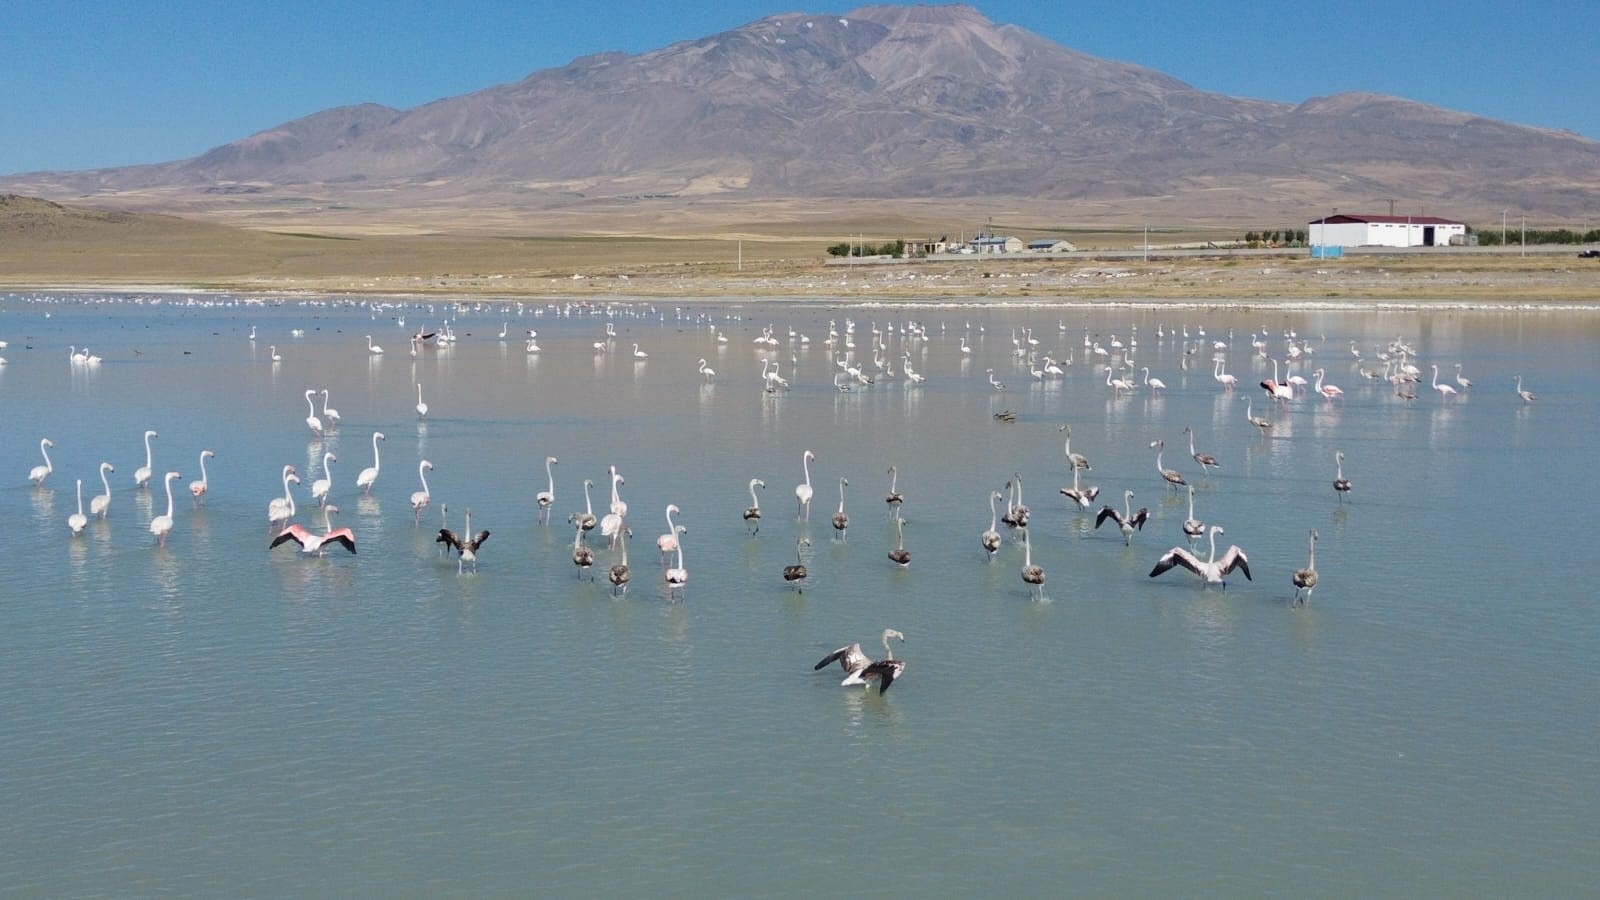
xmin=1 ymin=292 xmax=1595 ymax=894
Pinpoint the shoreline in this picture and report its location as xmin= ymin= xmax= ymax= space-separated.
xmin=7 ymin=282 xmax=1600 ymax=313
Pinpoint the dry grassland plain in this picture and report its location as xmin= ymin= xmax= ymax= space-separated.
xmin=2 ymin=195 xmax=1596 ymax=306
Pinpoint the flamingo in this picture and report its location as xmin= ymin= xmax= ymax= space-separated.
xmin=1314 ymin=368 xmax=1344 ymax=402
xmin=885 ymin=465 xmax=904 ymax=507
xmin=320 ymin=389 xmax=341 ymax=427
xmin=1429 ymin=364 xmax=1458 ymax=401
xmin=437 ymin=507 xmax=490 ymax=574
xmin=310 ymin=451 xmax=336 ymax=506
xmin=665 ymin=525 xmax=688 ymax=599
xmin=1213 ymin=357 xmax=1238 ymax=391
xmin=188 ymin=450 xmax=216 ymax=504
xmin=1515 ymin=375 xmax=1537 ymax=404
xmin=887 ymin=513 xmax=911 ymax=567
xmin=28 ymin=438 xmax=54 ymax=486
xmin=1059 ymin=466 xmax=1100 ymax=510
xmin=743 ymin=478 xmax=765 ymax=534
xmin=90 ymin=462 xmax=114 ymax=519
xmin=1292 ymin=529 xmax=1319 ymax=607
xmin=411 ymin=460 xmax=434 ymax=523
xmin=1150 ymin=525 xmax=1252 ymax=588
xmin=831 ymin=477 xmax=850 ymax=539
xmin=795 ymin=450 xmax=816 ymax=520
xmin=271 ymin=503 xmax=357 ymax=556
xmin=987 ymin=368 xmax=1007 ymax=391
xmin=571 ymin=478 xmax=597 ymax=533
xmin=1245 ymin=397 xmax=1273 ymax=432
xmin=981 ymin=490 xmax=1003 ymax=558
xmin=1007 ymin=474 xmax=1031 ymax=529
xmin=304 ymin=389 xmax=323 ymax=437
xmin=536 ymin=456 xmax=557 ymax=524
xmin=783 ymin=538 xmax=811 ymax=591
xmin=1153 ymin=440 xmax=1186 ymax=491
xmin=134 ymin=430 xmax=158 ymax=488
xmin=698 ymin=358 xmax=715 ymax=382
xmin=632 ymin=343 xmax=648 ymax=360
xmin=1182 ymin=485 xmax=1205 ymax=541
xmin=415 ymin=382 xmax=428 ymax=418
xmin=268 ymin=465 xmax=300 ymax=530
xmin=814 ymin=629 xmax=906 ymax=695
xmin=571 ymin=521 xmax=596 ymax=580
xmin=607 ymin=519 xmax=632 ymax=596
xmin=1095 ymin=490 xmax=1149 ymax=545
xmin=149 ymin=471 xmax=181 ymax=546
xmin=1453 ymin=363 xmax=1472 ymax=391
xmin=365 ymin=334 xmax=383 ymax=354
xmin=1182 ymin=425 xmax=1218 ymax=475
xmin=1060 ymin=424 xmax=1092 ymax=471
xmin=1261 ymin=358 xmax=1294 ymax=401
xmin=355 ymin=432 xmax=384 ymax=494
xmin=1333 ymin=450 xmax=1352 ymax=501
xmin=600 ymin=466 xmax=627 ymax=546
xmin=1142 ymin=367 xmax=1167 ymax=393
xmin=1020 ymin=527 xmax=1046 ymax=600
xmin=1105 ymin=365 xmax=1134 ymax=396
xmin=268 ymin=345 xmax=282 ymax=363
xmin=657 ymin=504 xmax=682 ymax=565
xmin=68 ymin=479 xmax=88 ymax=535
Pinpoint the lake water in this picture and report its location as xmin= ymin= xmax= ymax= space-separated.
xmin=2 ymin=291 xmax=1595 ymax=895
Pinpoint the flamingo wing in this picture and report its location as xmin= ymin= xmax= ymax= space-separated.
xmin=326 ymin=529 xmax=357 ymax=554
xmin=469 ymin=530 xmax=491 ymax=551
xmin=863 ymin=659 xmax=905 ymax=694
xmin=1130 ymin=507 xmax=1150 ymax=530
xmin=270 ymin=524 xmax=313 ymax=550
xmin=1150 ymin=547 xmax=1204 ymax=578
xmin=815 ymin=644 xmax=867 ymax=672
xmin=436 ymin=528 xmax=463 ymax=553
xmin=1094 ymin=506 xmax=1119 ymax=529
xmin=1219 ymin=546 xmax=1252 ymax=580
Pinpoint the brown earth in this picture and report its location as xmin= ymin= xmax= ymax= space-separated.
xmin=2 ymin=194 xmax=1596 ymax=304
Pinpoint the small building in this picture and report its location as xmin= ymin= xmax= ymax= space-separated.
xmin=1027 ymin=239 xmax=1077 ymax=253
xmin=903 ymin=237 xmax=958 ymax=257
xmin=1308 ymin=214 xmax=1466 ymax=249
xmin=970 ymin=235 xmax=1024 ymax=254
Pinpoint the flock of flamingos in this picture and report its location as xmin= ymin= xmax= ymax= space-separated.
xmin=14 ymin=303 xmax=1541 ymax=696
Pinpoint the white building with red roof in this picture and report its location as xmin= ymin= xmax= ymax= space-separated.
xmin=1308 ymin=214 xmax=1467 ymax=248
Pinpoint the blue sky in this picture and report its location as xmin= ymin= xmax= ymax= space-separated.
xmin=3 ymin=0 xmax=1593 ymax=175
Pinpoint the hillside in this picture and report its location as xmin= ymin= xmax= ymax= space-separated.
xmin=2 ymin=4 xmax=1596 ymax=230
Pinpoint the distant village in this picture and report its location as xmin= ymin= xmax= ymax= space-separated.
xmin=827 ymin=214 xmax=1495 ymax=261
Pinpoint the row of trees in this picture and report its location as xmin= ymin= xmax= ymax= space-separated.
xmin=1472 ymin=227 xmax=1600 ymax=246
xmin=827 ymin=239 xmax=907 ymax=258
xmin=1242 ymin=229 xmax=1309 ymax=246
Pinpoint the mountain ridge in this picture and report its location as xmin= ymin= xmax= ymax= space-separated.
xmin=4 ymin=3 xmax=1595 ymax=224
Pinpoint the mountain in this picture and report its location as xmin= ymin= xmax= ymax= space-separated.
xmin=5 ymin=4 xmax=1597 ymax=224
